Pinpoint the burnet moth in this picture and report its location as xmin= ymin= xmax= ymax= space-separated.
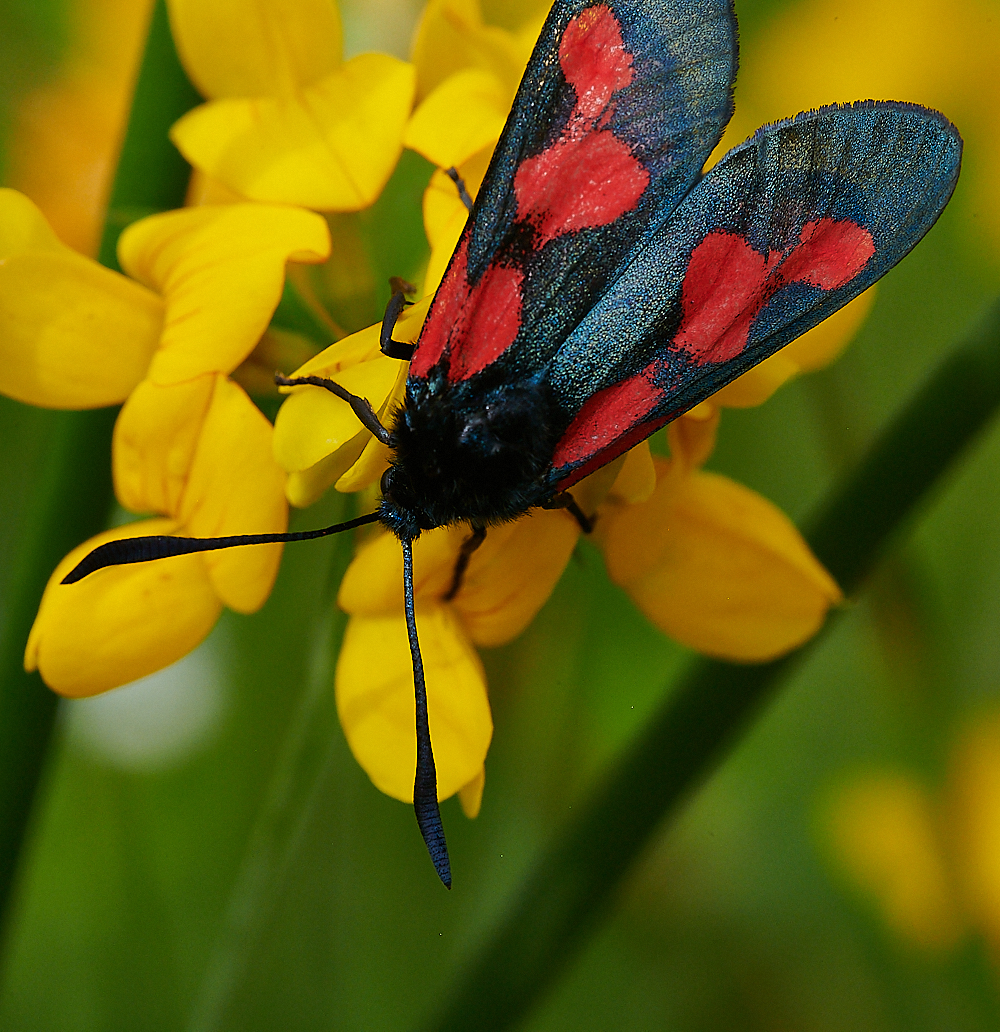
xmin=63 ymin=0 xmax=962 ymax=887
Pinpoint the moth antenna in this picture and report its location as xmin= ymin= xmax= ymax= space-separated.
xmin=60 ymin=512 xmax=382 ymax=584
xmin=275 ymin=374 xmax=392 ymax=446
xmin=402 ymin=536 xmax=452 ymax=888
xmin=444 ymin=166 xmax=473 ymax=212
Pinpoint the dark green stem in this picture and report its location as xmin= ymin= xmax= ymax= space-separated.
xmin=0 ymin=0 xmax=199 ymax=956
xmin=422 ymin=298 xmax=1000 ymax=1032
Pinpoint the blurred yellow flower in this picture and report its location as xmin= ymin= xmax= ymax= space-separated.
xmin=724 ymin=0 xmax=1000 ymax=256
xmin=167 ymin=0 xmax=417 ymax=211
xmin=6 ymin=0 xmax=153 ymax=256
xmin=822 ymin=711 xmax=1000 ymax=958
xmin=0 ymin=190 xmax=330 ymax=695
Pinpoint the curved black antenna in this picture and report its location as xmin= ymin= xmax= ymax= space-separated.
xmin=402 ymin=536 xmax=451 ymax=888
xmin=61 ymin=511 xmax=382 ymax=584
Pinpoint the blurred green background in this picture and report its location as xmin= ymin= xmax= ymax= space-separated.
xmin=1 ymin=0 xmax=1000 ymax=1029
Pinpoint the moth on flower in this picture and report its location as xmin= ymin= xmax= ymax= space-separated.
xmin=62 ymin=0 xmax=961 ymax=886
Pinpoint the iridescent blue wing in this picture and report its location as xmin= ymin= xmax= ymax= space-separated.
xmin=410 ymin=0 xmax=738 ymax=383
xmin=547 ymin=101 xmax=962 ymax=486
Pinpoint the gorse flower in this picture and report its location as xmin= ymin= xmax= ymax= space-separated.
xmin=3 ymin=0 xmax=862 ymax=822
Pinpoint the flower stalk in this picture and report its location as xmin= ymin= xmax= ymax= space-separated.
xmin=420 ymin=297 xmax=1000 ymax=1032
xmin=0 ymin=0 xmax=199 ymax=944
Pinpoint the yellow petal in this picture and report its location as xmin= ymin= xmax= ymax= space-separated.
xmin=113 ymin=375 xmax=216 ymax=517
xmin=422 ymin=148 xmax=491 ymax=294
xmin=458 ymin=766 xmax=485 ymax=818
xmin=949 ymin=714 xmax=1000 ymax=946
xmin=336 ymin=606 xmax=492 ymax=802
xmin=404 ymin=67 xmax=508 ymax=169
xmin=569 ymin=455 xmax=627 ymax=518
xmin=170 ymin=54 xmax=417 ymax=211
xmin=0 ymin=189 xmax=162 ymax=408
xmin=338 ymin=524 xmax=471 ymax=616
xmin=167 ymin=0 xmax=342 ymax=99
xmin=711 ymin=288 xmax=876 ymax=408
xmin=119 ymin=203 xmax=330 ymax=384
xmin=274 ymin=299 xmax=428 ymax=491
xmin=6 ymin=5 xmax=151 ymax=258
xmin=609 ymin=441 xmax=657 ymax=504
xmin=333 ymin=435 xmax=393 ymax=493
xmin=822 ymin=774 xmax=963 ymax=950
xmin=285 ymin=433 xmax=369 ymax=508
xmin=667 ymin=406 xmax=720 ymax=473
xmin=602 ymin=463 xmax=842 ymax=661
xmin=707 ymin=352 xmax=801 ymax=409
xmin=272 ymin=348 xmax=400 ymax=472
xmin=412 ymin=0 xmax=527 ymax=100
xmin=179 ymin=375 xmax=288 ymax=612
xmin=454 ymin=509 xmax=578 ymax=647
xmin=25 ymin=519 xmax=223 ymax=697
xmin=334 ymin=361 xmax=409 ymax=492
xmin=782 ymin=286 xmax=876 ymax=372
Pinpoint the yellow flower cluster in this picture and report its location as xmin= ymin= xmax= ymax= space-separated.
xmin=0 ymin=0 xmax=860 ymax=815
xmin=1 ymin=192 xmax=330 ymax=694
xmin=823 ymin=713 xmax=1000 ymax=954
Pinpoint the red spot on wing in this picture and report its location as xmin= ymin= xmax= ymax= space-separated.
xmin=780 ymin=218 xmax=877 ymax=288
xmin=409 ymin=240 xmax=525 ymax=381
xmin=671 ymin=233 xmax=782 ymax=366
xmin=552 ymin=364 xmax=664 ymax=468
xmin=673 ymin=218 xmax=876 ymax=366
xmin=554 ymin=408 xmax=676 ymax=490
xmin=514 ymin=5 xmax=649 ymax=247
xmin=559 ymin=5 xmax=635 ymax=118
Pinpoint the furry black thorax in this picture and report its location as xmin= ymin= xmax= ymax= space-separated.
xmin=378 ymin=376 xmax=557 ymax=541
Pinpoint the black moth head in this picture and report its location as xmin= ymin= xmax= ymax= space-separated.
xmin=378 ymin=378 xmax=556 ymax=540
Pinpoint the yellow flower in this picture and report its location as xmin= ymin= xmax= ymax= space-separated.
xmin=822 ymin=772 xmax=964 ymax=951
xmin=0 ymin=190 xmax=330 ymax=695
xmin=336 ymin=502 xmax=581 ymax=815
xmin=167 ymin=0 xmax=417 ymax=211
xmin=6 ymin=0 xmax=153 ymax=256
xmin=822 ymin=711 xmax=1000 ymax=958
xmin=597 ymin=411 xmax=843 ymax=662
xmin=273 ymin=296 xmax=431 ymax=506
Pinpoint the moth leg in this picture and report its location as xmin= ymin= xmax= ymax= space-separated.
xmin=444 ymin=166 xmax=473 ymax=212
xmin=381 ymin=276 xmax=417 ymax=361
xmin=444 ymin=523 xmax=487 ymax=601
xmin=274 ymin=373 xmax=392 ymax=445
xmin=542 ymin=491 xmax=594 ymax=534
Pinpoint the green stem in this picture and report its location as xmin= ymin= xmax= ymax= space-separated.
xmin=0 ymin=0 xmax=199 ymax=956
xmin=422 ymin=298 xmax=1000 ymax=1032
